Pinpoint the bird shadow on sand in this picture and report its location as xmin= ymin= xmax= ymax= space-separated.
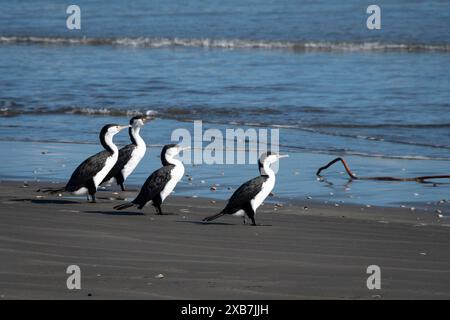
xmin=179 ymin=220 xmax=273 ymax=227
xmin=84 ymin=210 xmax=179 ymax=216
xmin=9 ymin=198 xmax=79 ymax=205
xmin=176 ymin=220 xmax=237 ymax=226
xmin=84 ymin=210 xmax=145 ymax=216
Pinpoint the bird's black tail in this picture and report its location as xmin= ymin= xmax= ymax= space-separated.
xmin=114 ymin=202 xmax=135 ymax=210
xmin=37 ymin=187 xmax=65 ymax=194
xmin=202 ymin=212 xmax=225 ymax=222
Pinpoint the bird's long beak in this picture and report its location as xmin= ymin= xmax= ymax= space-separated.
xmin=119 ymin=125 xmax=131 ymax=131
xmin=278 ymin=154 xmax=289 ymax=159
xmin=180 ymin=146 xmax=191 ymax=151
xmin=143 ymin=116 xmax=155 ymax=123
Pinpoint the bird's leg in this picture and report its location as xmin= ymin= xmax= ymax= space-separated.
xmin=153 ymin=197 xmax=163 ymax=215
xmin=156 ymin=204 xmax=162 ymax=215
xmin=245 ymin=206 xmax=257 ymax=226
xmin=86 ymin=194 xmax=90 ymax=202
xmin=243 ymin=215 xmax=246 ymax=225
xmin=87 ymin=179 xmax=97 ymax=203
xmin=116 ymin=174 xmax=125 ymax=191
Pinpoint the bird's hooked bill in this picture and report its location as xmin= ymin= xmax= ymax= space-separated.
xmin=119 ymin=125 xmax=131 ymax=130
xmin=143 ymin=115 xmax=155 ymax=122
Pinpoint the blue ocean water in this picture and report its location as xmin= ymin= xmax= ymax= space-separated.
xmin=0 ymin=0 xmax=449 ymax=207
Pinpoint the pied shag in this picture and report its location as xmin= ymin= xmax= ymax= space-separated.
xmin=114 ymin=144 xmax=187 ymax=214
xmin=203 ymin=151 xmax=288 ymax=225
xmin=40 ymin=124 xmax=129 ymax=202
xmin=101 ymin=115 xmax=152 ymax=191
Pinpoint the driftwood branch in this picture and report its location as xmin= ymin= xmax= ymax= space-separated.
xmin=316 ymin=157 xmax=450 ymax=183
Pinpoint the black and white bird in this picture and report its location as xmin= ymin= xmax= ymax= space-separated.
xmin=203 ymin=151 xmax=288 ymax=225
xmin=40 ymin=124 xmax=129 ymax=202
xmin=114 ymin=144 xmax=187 ymax=214
xmin=101 ymin=115 xmax=152 ymax=191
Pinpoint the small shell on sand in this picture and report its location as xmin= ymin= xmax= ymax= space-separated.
xmin=155 ymin=274 xmax=165 ymax=279
xmin=414 ymin=223 xmax=427 ymax=227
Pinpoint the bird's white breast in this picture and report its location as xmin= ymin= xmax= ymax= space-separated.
xmin=231 ymin=209 xmax=246 ymax=217
xmin=160 ymin=164 xmax=185 ymax=203
xmin=122 ymin=144 xmax=146 ymax=180
xmin=93 ymin=153 xmax=119 ymax=188
xmin=73 ymin=187 xmax=88 ymax=195
xmin=250 ymin=176 xmax=275 ymax=213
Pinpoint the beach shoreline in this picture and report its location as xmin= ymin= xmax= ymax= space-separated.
xmin=1 ymin=180 xmax=450 ymax=299
xmin=1 ymin=138 xmax=449 ymax=211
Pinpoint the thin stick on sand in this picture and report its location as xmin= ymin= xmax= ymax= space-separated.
xmin=316 ymin=157 xmax=450 ymax=183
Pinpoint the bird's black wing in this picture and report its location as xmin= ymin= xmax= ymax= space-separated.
xmin=102 ymin=144 xmax=135 ymax=184
xmin=65 ymin=150 xmax=110 ymax=192
xmin=222 ymin=176 xmax=268 ymax=214
xmin=132 ymin=165 xmax=175 ymax=207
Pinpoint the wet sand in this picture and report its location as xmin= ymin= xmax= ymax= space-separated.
xmin=1 ymin=180 xmax=450 ymax=299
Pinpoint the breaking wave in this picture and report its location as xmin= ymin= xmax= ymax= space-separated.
xmin=1 ymin=104 xmax=449 ymax=152
xmin=0 ymin=105 xmax=280 ymax=119
xmin=1 ymin=36 xmax=450 ymax=53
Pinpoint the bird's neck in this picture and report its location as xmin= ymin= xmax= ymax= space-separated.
xmin=101 ymin=133 xmax=118 ymax=154
xmin=260 ymin=161 xmax=275 ymax=180
xmin=163 ymin=155 xmax=183 ymax=168
xmin=129 ymin=126 xmax=145 ymax=147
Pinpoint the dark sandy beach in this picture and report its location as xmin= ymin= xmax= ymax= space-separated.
xmin=0 ymin=180 xmax=450 ymax=299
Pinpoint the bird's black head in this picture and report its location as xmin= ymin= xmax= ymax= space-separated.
xmin=258 ymin=151 xmax=288 ymax=175
xmin=129 ymin=115 xmax=145 ymax=126
xmin=258 ymin=151 xmax=274 ymax=172
xmin=128 ymin=115 xmax=155 ymax=143
xmin=161 ymin=143 xmax=177 ymax=163
xmin=99 ymin=124 xmax=128 ymax=152
xmin=161 ymin=144 xmax=183 ymax=166
xmin=100 ymin=124 xmax=123 ymax=137
xmin=130 ymin=113 xmax=156 ymax=125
